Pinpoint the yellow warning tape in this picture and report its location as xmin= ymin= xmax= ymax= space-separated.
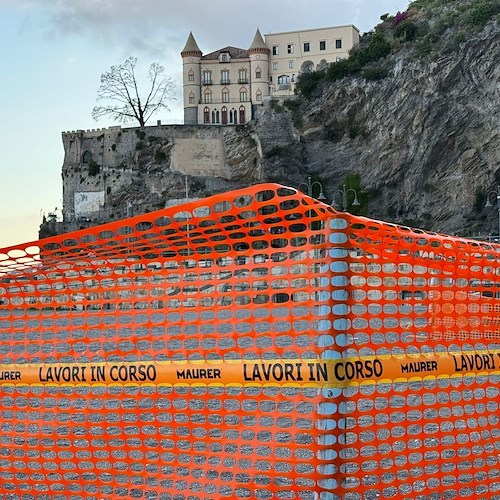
xmin=1 ymin=350 xmax=499 ymax=387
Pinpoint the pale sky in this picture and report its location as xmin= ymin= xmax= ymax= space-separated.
xmin=0 ymin=0 xmax=409 ymax=248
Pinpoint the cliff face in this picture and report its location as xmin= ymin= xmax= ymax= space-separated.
xmin=259 ymin=18 xmax=500 ymax=236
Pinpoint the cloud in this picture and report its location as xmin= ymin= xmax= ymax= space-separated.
xmin=12 ymin=0 xmax=410 ymax=57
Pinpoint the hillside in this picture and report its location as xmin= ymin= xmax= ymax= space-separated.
xmin=258 ymin=0 xmax=500 ymax=236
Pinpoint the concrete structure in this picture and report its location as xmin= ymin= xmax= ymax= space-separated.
xmin=181 ymin=25 xmax=359 ymax=125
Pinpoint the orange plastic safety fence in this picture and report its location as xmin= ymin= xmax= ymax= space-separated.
xmin=0 ymin=183 xmax=499 ymax=499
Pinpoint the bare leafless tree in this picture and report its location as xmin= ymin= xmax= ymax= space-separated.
xmin=92 ymin=57 xmax=175 ymax=127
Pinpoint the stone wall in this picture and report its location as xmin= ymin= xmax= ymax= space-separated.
xmin=61 ymin=123 xmax=261 ymax=224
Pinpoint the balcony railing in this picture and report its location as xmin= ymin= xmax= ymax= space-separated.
xmin=202 ymin=79 xmax=213 ymax=85
xmin=200 ymin=98 xmax=251 ymax=104
xmin=238 ymin=78 xmax=249 ymax=84
xmin=220 ymin=79 xmax=230 ymax=85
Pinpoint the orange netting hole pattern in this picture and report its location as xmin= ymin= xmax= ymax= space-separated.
xmin=0 ymin=183 xmax=499 ymax=499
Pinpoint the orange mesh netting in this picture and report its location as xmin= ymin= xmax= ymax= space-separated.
xmin=0 ymin=183 xmax=499 ymax=499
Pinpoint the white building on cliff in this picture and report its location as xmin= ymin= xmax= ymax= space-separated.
xmin=181 ymin=25 xmax=360 ymax=125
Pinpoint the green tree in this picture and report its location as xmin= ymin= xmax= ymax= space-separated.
xmin=92 ymin=57 xmax=176 ymax=127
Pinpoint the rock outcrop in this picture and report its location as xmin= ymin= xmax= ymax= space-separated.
xmin=259 ymin=15 xmax=500 ymax=237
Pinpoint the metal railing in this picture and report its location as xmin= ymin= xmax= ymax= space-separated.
xmin=199 ymin=98 xmax=250 ymax=104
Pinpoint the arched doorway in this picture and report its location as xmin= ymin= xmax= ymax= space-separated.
xmin=239 ymin=106 xmax=245 ymax=124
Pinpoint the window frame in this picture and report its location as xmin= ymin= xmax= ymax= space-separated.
xmin=238 ymin=69 xmax=248 ymax=84
xmin=220 ymin=69 xmax=230 ymax=85
xmin=202 ymin=70 xmax=212 ymax=85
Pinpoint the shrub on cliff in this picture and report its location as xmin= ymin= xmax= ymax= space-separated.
xmin=362 ymin=65 xmax=390 ymax=80
xmin=393 ymin=19 xmax=419 ymax=41
xmin=296 ymin=70 xmax=325 ymax=98
xmin=326 ymin=59 xmax=360 ymax=81
xmin=467 ymin=1 xmax=500 ymax=25
xmin=324 ymin=32 xmax=391 ymax=82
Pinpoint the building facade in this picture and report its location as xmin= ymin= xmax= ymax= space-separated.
xmin=181 ymin=25 xmax=360 ymax=125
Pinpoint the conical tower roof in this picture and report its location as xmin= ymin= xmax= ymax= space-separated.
xmin=248 ymin=28 xmax=270 ymax=55
xmin=249 ymin=29 xmax=266 ymax=50
xmin=181 ymin=32 xmax=202 ymax=57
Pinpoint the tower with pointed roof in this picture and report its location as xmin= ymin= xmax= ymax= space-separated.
xmin=181 ymin=32 xmax=202 ymax=125
xmin=180 ymin=24 xmax=359 ymax=125
xmin=181 ymin=31 xmax=256 ymax=126
xmin=248 ymin=29 xmax=270 ymax=107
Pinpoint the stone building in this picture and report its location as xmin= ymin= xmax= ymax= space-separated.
xmin=181 ymin=25 xmax=359 ymax=125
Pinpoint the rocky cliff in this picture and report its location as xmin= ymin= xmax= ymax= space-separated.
xmin=258 ymin=0 xmax=500 ymax=237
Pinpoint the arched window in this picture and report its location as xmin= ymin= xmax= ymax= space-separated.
xmin=278 ymin=75 xmax=290 ymax=85
xmin=256 ymin=90 xmax=262 ymax=102
xmin=317 ymin=59 xmax=328 ymax=71
xmin=211 ymin=110 xmax=220 ymax=124
xmin=221 ymin=106 xmax=228 ymax=125
xmin=239 ymin=106 xmax=246 ymax=124
xmin=222 ymin=88 xmax=229 ymax=103
xmin=188 ymin=92 xmax=195 ymax=104
xmin=188 ymin=69 xmax=195 ymax=82
xmin=229 ymin=109 xmax=236 ymax=124
xmin=204 ymin=89 xmax=212 ymax=104
xmin=203 ymin=107 xmax=210 ymax=124
xmin=255 ymin=67 xmax=262 ymax=79
xmin=239 ymin=87 xmax=247 ymax=102
xmin=82 ymin=150 xmax=93 ymax=164
xmin=301 ymin=60 xmax=314 ymax=73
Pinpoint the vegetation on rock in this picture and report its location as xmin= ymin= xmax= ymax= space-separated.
xmin=296 ymin=0 xmax=500 ymax=97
